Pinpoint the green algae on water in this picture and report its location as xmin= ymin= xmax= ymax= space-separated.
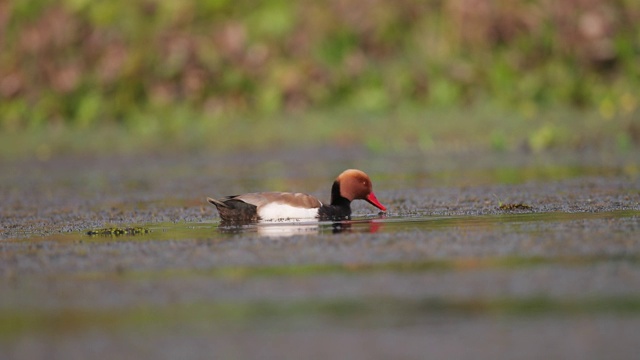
xmin=86 ymin=227 xmax=150 ymax=236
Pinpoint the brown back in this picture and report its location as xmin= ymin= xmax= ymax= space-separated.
xmin=235 ymin=192 xmax=322 ymax=208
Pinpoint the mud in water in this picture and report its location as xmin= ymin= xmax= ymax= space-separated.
xmin=1 ymin=147 xmax=640 ymax=360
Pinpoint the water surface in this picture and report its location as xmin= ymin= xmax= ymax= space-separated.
xmin=1 ymin=149 xmax=640 ymax=360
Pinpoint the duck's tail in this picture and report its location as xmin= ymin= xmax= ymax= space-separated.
xmin=207 ymin=197 xmax=229 ymax=208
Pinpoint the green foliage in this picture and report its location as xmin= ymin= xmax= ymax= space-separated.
xmin=1 ymin=0 xmax=639 ymax=130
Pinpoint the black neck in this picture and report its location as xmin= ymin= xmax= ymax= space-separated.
xmin=318 ymin=180 xmax=352 ymax=220
xmin=330 ymin=180 xmax=349 ymax=206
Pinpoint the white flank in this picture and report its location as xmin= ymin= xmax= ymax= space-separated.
xmin=258 ymin=203 xmax=320 ymax=221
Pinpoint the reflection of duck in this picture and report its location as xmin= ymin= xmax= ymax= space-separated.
xmin=331 ymin=218 xmax=386 ymax=234
xmin=257 ymin=223 xmax=319 ymax=237
xmin=207 ymin=169 xmax=386 ymax=223
xmin=217 ymin=218 xmax=385 ymax=238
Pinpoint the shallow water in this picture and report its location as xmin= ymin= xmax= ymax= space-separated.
xmin=12 ymin=208 xmax=640 ymax=244
xmin=1 ymin=149 xmax=640 ymax=360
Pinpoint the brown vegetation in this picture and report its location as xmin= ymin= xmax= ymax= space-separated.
xmin=1 ymin=0 xmax=639 ymax=126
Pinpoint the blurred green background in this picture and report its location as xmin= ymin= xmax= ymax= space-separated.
xmin=1 ymin=0 xmax=639 ymax=158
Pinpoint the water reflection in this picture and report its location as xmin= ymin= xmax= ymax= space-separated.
xmin=217 ymin=218 xmax=384 ymax=238
xmin=258 ymin=223 xmax=319 ymax=237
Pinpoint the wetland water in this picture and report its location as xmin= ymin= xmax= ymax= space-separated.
xmin=1 ymin=149 xmax=640 ymax=359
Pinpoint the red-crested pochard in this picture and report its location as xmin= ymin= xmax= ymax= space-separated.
xmin=207 ymin=169 xmax=386 ymax=222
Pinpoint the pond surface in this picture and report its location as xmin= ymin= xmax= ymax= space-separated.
xmin=1 ymin=148 xmax=640 ymax=359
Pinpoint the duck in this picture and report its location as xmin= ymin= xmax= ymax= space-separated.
xmin=207 ymin=169 xmax=386 ymax=223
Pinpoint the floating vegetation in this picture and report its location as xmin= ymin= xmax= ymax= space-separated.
xmin=86 ymin=227 xmax=150 ymax=236
xmin=498 ymin=203 xmax=534 ymax=211
xmin=492 ymin=193 xmax=534 ymax=211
